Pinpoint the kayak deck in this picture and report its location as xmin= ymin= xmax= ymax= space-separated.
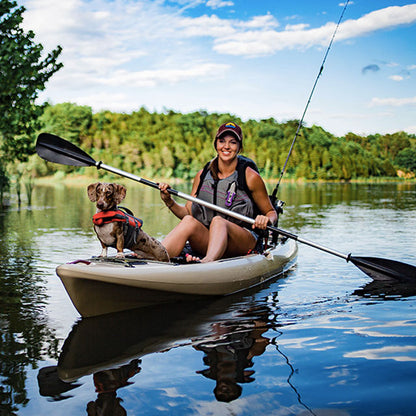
xmin=56 ymin=238 xmax=297 ymax=317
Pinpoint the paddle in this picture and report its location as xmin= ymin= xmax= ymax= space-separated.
xmin=36 ymin=133 xmax=416 ymax=281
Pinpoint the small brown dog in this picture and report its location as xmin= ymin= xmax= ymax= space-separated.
xmin=87 ymin=182 xmax=169 ymax=261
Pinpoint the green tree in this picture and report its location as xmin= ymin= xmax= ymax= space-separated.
xmin=39 ymin=102 xmax=92 ymax=145
xmin=395 ymin=147 xmax=416 ymax=172
xmin=0 ymin=0 xmax=63 ymax=162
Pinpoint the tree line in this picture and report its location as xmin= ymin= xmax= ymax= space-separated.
xmin=31 ymin=102 xmax=416 ymax=182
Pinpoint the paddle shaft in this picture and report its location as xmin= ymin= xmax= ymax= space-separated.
xmin=97 ymin=161 xmax=349 ymax=261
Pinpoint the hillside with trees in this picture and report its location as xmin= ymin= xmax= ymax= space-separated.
xmin=30 ymin=102 xmax=416 ymax=182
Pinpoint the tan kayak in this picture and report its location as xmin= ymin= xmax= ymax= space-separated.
xmin=56 ymin=238 xmax=297 ymax=317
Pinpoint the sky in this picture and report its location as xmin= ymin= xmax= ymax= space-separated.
xmin=20 ymin=0 xmax=416 ymax=137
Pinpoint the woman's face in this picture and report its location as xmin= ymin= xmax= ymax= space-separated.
xmin=215 ymin=134 xmax=240 ymax=161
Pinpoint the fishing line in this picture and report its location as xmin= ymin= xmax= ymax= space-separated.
xmin=271 ymin=0 xmax=350 ymax=202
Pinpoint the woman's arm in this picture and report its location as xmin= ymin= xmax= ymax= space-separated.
xmin=245 ymin=167 xmax=277 ymax=229
xmin=159 ymin=170 xmax=203 ymax=220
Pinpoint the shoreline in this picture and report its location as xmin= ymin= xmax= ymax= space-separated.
xmin=33 ymin=174 xmax=416 ymax=187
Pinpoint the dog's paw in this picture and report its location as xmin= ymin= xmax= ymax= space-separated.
xmin=115 ymin=252 xmax=125 ymax=258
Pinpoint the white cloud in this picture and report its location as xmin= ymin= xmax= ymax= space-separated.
xmin=389 ymin=75 xmax=404 ymax=82
xmin=336 ymin=5 xmax=416 ymax=40
xmin=22 ymin=1 xmax=416 ymax=67
xmin=285 ymin=23 xmax=310 ymax=31
xmin=213 ymin=4 xmax=416 ymax=56
xmin=370 ymin=96 xmax=416 ymax=107
xmin=95 ymin=63 xmax=230 ymax=88
xmin=206 ymin=0 xmax=234 ymax=9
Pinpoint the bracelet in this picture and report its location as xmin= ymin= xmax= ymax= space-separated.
xmin=166 ymin=199 xmax=175 ymax=209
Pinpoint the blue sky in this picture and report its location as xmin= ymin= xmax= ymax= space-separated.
xmin=21 ymin=0 xmax=416 ymax=136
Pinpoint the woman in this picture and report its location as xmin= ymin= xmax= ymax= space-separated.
xmin=159 ymin=122 xmax=277 ymax=263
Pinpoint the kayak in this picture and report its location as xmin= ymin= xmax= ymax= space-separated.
xmin=56 ymin=237 xmax=297 ymax=317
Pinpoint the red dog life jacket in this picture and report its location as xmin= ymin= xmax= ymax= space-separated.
xmin=92 ymin=208 xmax=143 ymax=248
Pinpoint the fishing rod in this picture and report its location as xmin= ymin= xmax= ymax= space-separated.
xmin=270 ymin=0 xmax=350 ymax=203
xmin=36 ymin=132 xmax=416 ymax=281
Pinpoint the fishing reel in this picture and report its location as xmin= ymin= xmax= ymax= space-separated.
xmin=269 ymin=196 xmax=285 ymax=224
xmin=268 ymin=197 xmax=285 ymax=245
xmin=274 ymin=199 xmax=285 ymax=218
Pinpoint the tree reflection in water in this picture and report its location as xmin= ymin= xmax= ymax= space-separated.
xmin=0 ymin=210 xmax=59 ymax=414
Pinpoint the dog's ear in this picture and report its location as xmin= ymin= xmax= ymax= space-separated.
xmin=87 ymin=183 xmax=100 ymax=202
xmin=115 ymin=184 xmax=127 ymax=204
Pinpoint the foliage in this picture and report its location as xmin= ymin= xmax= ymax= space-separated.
xmin=0 ymin=162 xmax=10 ymax=206
xmin=395 ymin=147 xmax=416 ymax=172
xmin=29 ymin=103 xmax=416 ymax=182
xmin=0 ymin=0 xmax=63 ymax=163
xmin=39 ymin=102 xmax=92 ymax=144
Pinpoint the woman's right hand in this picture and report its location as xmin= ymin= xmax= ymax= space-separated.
xmin=159 ymin=182 xmax=173 ymax=206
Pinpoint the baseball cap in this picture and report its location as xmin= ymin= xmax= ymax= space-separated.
xmin=215 ymin=122 xmax=243 ymax=142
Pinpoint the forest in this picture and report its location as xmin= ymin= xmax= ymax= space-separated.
xmin=31 ymin=102 xmax=416 ymax=182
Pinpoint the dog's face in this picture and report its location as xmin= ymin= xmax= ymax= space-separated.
xmin=87 ymin=182 xmax=126 ymax=211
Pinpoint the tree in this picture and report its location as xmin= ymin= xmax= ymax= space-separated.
xmin=395 ymin=147 xmax=416 ymax=172
xmin=39 ymin=102 xmax=92 ymax=145
xmin=0 ymin=0 xmax=63 ymax=162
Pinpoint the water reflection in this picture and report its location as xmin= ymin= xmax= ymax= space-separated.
xmin=281 ymin=182 xmax=416 ymax=232
xmin=48 ymin=288 xmax=300 ymax=412
xmin=1 ymin=182 xmax=415 ymax=414
xmin=37 ymin=366 xmax=80 ymax=401
xmin=87 ymin=359 xmax=141 ymax=416
xmin=0 ymin=209 xmax=60 ymax=414
xmin=193 ymin=308 xmax=271 ymax=402
xmin=41 ymin=269 xmax=416 ymax=414
xmin=353 ymin=278 xmax=416 ymax=300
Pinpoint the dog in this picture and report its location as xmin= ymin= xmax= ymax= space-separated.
xmin=87 ymin=182 xmax=169 ymax=262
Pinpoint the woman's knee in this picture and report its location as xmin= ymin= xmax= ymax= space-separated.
xmin=209 ymin=215 xmax=228 ymax=229
xmin=181 ymin=214 xmax=200 ymax=227
xmin=179 ymin=215 xmax=206 ymax=233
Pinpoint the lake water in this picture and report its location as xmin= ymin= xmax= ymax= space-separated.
xmin=1 ymin=181 xmax=416 ymax=416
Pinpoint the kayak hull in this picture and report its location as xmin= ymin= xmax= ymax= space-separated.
xmin=56 ymin=238 xmax=297 ymax=317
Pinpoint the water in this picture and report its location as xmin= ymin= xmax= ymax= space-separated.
xmin=1 ymin=182 xmax=416 ymax=415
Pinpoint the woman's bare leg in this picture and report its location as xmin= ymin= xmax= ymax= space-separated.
xmin=162 ymin=215 xmax=209 ymax=258
xmin=202 ymin=216 xmax=256 ymax=263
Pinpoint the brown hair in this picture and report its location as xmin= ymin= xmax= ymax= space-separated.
xmin=209 ymin=156 xmax=220 ymax=181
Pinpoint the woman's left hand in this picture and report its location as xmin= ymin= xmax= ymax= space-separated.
xmin=253 ymin=215 xmax=270 ymax=230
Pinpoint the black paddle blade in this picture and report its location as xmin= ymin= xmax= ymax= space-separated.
xmin=349 ymin=256 xmax=416 ymax=281
xmin=36 ymin=133 xmax=96 ymax=167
